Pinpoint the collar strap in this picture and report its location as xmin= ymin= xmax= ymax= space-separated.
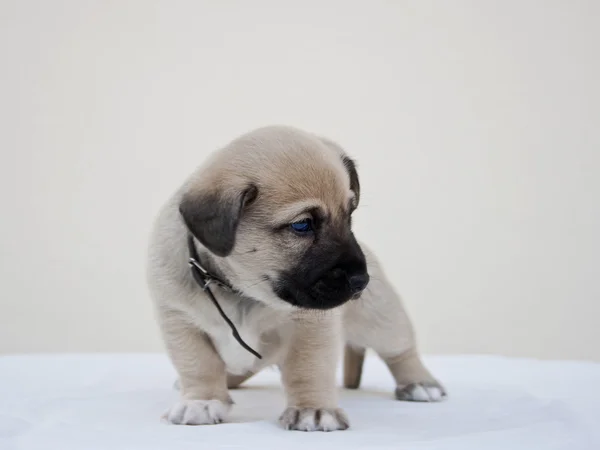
xmin=186 ymin=234 xmax=262 ymax=360
xmin=187 ymin=235 xmax=234 ymax=292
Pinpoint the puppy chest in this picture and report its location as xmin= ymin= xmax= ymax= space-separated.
xmin=211 ymin=327 xmax=281 ymax=375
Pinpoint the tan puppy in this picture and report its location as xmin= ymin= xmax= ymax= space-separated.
xmin=146 ymin=125 xmax=446 ymax=431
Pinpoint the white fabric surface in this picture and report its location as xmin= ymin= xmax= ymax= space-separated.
xmin=1 ymin=353 xmax=598 ymax=450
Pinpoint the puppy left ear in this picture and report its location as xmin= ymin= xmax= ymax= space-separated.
xmin=342 ymin=156 xmax=360 ymax=207
xmin=179 ymin=184 xmax=258 ymax=257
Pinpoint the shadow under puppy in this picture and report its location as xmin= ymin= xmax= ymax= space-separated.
xmin=146 ymin=125 xmax=446 ymax=431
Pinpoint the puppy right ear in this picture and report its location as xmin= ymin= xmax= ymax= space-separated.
xmin=342 ymin=155 xmax=360 ymax=208
xmin=316 ymin=135 xmax=361 ymax=208
xmin=179 ymin=184 xmax=257 ymax=257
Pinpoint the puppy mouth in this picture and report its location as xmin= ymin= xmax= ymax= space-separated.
xmin=272 ymin=277 xmax=364 ymax=310
xmin=350 ymin=291 xmax=364 ymax=300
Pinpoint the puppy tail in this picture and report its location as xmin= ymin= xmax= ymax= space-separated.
xmin=343 ymin=344 xmax=366 ymax=389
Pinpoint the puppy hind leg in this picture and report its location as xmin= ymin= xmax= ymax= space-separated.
xmin=342 ymin=244 xmax=447 ymax=402
xmin=343 ymin=344 xmax=365 ymax=389
xmin=380 ymin=347 xmax=447 ymax=402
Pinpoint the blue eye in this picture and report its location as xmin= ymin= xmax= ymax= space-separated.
xmin=290 ymin=219 xmax=313 ymax=234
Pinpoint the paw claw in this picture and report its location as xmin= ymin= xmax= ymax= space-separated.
xmin=395 ymin=382 xmax=447 ymax=402
xmin=279 ymin=407 xmax=349 ymax=431
xmin=164 ymin=399 xmax=231 ymax=425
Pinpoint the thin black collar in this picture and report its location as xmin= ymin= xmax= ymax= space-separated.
xmin=186 ymin=234 xmax=262 ymax=360
xmin=187 ymin=235 xmax=234 ymax=292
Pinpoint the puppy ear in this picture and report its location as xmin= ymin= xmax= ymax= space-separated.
xmin=179 ymin=184 xmax=258 ymax=257
xmin=316 ymin=135 xmax=361 ymax=207
xmin=342 ymin=156 xmax=360 ymax=207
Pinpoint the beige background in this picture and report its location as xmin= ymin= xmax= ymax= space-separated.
xmin=1 ymin=1 xmax=599 ymax=361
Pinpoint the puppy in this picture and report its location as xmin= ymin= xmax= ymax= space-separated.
xmin=146 ymin=125 xmax=446 ymax=431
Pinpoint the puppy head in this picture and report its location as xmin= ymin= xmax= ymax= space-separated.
xmin=179 ymin=125 xmax=369 ymax=310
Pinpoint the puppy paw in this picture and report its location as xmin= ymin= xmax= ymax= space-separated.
xmin=395 ymin=381 xmax=447 ymax=402
xmin=279 ymin=407 xmax=349 ymax=431
xmin=162 ymin=399 xmax=232 ymax=425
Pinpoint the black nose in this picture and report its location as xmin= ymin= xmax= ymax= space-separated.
xmin=348 ymin=273 xmax=370 ymax=293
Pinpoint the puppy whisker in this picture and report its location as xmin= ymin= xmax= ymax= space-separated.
xmin=232 ymin=248 xmax=263 ymax=256
xmin=236 ymin=277 xmax=270 ymax=292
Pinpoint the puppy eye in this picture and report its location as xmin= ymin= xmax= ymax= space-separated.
xmin=290 ymin=218 xmax=313 ymax=234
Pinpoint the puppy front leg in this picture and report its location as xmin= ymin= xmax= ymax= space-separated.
xmin=159 ymin=310 xmax=232 ymax=425
xmin=278 ymin=313 xmax=349 ymax=432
